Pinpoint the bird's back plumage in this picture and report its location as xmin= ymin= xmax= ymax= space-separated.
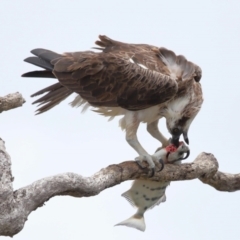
xmin=22 ymin=35 xmax=202 ymax=115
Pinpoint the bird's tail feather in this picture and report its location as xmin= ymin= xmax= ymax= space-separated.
xmin=22 ymin=48 xmax=61 ymax=77
xmin=115 ymin=214 xmax=146 ymax=232
xmin=31 ymin=83 xmax=73 ymax=115
xmin=22 ymin=70 xmax=56 ymax=78
xmin=22 ymin=49 xmax=75 ymax=114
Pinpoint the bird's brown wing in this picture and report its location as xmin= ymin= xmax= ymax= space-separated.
xmin=95 ymin=35 xmax=169 ymax=74
xmin=22 ymin=35 xmax=201 ymax=114
xmin=51 ymin=51 xmax=178 ymax=110
xmin=95 ymin=35 xmax=202 ymax=82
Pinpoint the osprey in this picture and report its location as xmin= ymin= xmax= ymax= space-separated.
xmin=22 ymin=35 xmax=203 ymax=174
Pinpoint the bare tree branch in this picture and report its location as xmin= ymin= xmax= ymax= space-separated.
xmin=0 ymin=93 xmax=25 ymax=113
xmin=199 ymin=171 xmax=240 ymax=192
xmin=0 ymin=138 xmax=240 ymax=237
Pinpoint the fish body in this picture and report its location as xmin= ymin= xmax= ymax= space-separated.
xmin=115 ymin=142 xmax=189 ymax=231
xmin=117 ymin=180 xmax=169 ymax=231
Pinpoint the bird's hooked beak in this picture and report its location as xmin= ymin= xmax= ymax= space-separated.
xmin=171 ymin=130 xmax=189 ymax=147
xmin=183 ymin=131 xmax=189 ymax=145
xmin=171 ymin=134 xmax=180 ymax=147
xmin=170 ymin=127 xmax=182 ymax=147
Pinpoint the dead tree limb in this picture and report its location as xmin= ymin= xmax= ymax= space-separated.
xmin=0 ymin=93 xmax=25 ymax=113
xmin=0 ymin=138 xmax=240 ymax=237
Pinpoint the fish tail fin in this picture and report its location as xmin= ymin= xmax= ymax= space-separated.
xmin=115 ymin=214 xmax=146 ymax=232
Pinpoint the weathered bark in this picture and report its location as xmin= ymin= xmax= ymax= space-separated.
xmin=0 ymin=138 xmax=240 ymax=237
xmin=0 ymin=93 xmax=25 ymax=113
xmin=199 ymin=171 xmax=240 ymax=191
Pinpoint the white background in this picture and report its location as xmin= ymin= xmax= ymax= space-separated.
xmin=1 ymin=1 xmax=240 ymax=239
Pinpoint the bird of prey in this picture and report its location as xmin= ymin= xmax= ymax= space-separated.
xmin=115 ymin=142 xmax=190 ymax=231
xmin=22 ymin=35 xmax=203 ymax=174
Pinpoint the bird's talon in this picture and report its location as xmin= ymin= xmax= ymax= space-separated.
xmin=148 ymin=168 xmax=155 ymax=178
xmin=156 ymin=159 xmax=164 ymax=172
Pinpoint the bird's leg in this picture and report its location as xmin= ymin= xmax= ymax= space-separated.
xmin=124 ymin=113 xmax=156 ymax=177
xmin=147 ymin=120 xmax=169 ymax=147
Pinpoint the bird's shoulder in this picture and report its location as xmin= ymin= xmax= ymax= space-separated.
xmin=94 ymin=35 xmax=169 ymax=75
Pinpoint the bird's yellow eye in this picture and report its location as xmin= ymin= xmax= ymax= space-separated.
xmin=172 ymin=128 xmax=180 ymax=134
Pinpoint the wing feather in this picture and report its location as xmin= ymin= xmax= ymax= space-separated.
xmin=22 ymin=35 xmax=202 ymax=114
xmin=52 ymin=52 xmax=178 ymax=110
xmin=96 ymin=35 xmax=201 ymax=82
xmin=34 ymin=86 xmax=72 ymax=114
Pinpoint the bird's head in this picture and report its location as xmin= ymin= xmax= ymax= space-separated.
xmin=163 ymin=94 xmax=202 ymax=147
xmin=166 ymin=116 xmax=193 ymax=147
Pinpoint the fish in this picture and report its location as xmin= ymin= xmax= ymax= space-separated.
xmin=115 ymin=142 xmax=190 ymax=231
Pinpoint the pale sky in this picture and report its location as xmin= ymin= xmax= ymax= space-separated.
xmin=1 ymin=1 xmax=240 ymax=239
